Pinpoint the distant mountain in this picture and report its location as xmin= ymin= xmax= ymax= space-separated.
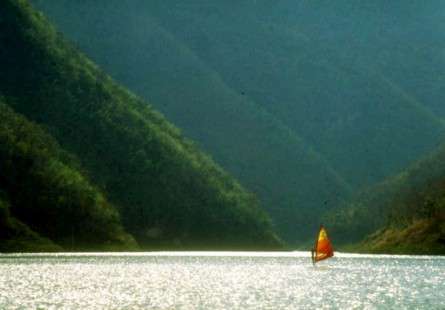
xmin=268 ymin=0 xmax=445 ymax=119
xmin=29 ymin=0 xmax=356 ymax=243
xmin=142 ymin=1 xmax=445 ymax=188
xmin=325 ymin=144 xmax=445 ymax=254
xmin=0 ymin=0 xmax=281 ymax=250
xmin=30 ymin=0 xmax=445 ymax=244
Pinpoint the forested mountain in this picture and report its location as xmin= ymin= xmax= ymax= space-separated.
xmin=0 ymin=100 xmax=136 ymax=251
xmin=31 ymin=1 xmax=445 ymax=245
xmin=0 ymin=0 xmax=281 ymax=250
xmin=142 ymin=1 xmax=445 ymax=187
xmin=267 ymin=0 xmax=445 ymax=119
xmin=30 ymin=0 xmax=352 ymax=243
xmin=325 ymin=144 xmax=445 ymax=254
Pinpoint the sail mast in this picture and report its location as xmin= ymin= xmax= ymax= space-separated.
xmin=311 ymin=225 xmax=320 ymax=265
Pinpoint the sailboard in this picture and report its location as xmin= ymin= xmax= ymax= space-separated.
xmin=311 ymin=225 xmax=334 ymax=264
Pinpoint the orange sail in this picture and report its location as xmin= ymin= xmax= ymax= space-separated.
xmin=311 ymin=225 xmax=334 ymax=264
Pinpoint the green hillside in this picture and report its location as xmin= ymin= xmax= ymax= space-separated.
xmin=31 ymin=0 xmax=445 ymax=245
xmin=326 ymin=144 xmax=445 ymax=254
xmin=29 ymin=0 xmax=354 ymax=243
xmin=0 ymin=196 xmax=61 ymax=252
xmin=0 ymin=0 xmax=281 ymax=250
xmin=268 ymin=0 xmax=445 ymax=118
xmin=142 ymin=1 xmax=444 ymax=188
xmin=0 ymin=100 xmax=136 ymax=251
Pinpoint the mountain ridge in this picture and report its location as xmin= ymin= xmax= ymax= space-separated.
xmin=26 ymin=0 xmax=445 ymax=251
xmin=29 ymin=0 xmax=355 ymax=243
xmin=0 ymin=0 xmax=281 ymax=250
xmin=326 ymin=142 xmax=445 ymax=254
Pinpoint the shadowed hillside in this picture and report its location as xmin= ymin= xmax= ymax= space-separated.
xmin=325 ymin=144 xmax=445 ymax=254
xmin=0 ymin=196 xmax=61 ymax=252
xmin=143 ymin=1 xmax=445 ymax=187
xmin=29 ymin=0 xmax=356 ymax=243
xmin=0 ymin=100 xmax=136 ymax=251
xmin=0 ymin=0 xmax=282 ymax=250
xmin=267 ymin=0 xmax=445 ymax=119
xmin=30 ymin=1 xmax=445 ymax=245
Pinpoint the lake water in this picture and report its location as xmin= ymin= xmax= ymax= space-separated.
xmin=0 ymin=252 xmax=444 ymax=309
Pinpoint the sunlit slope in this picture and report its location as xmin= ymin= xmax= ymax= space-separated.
xmin=0 ymin=0 xmax=281 ymax=249
xmin=142 ymin=1 xmax=445 ymax=188
xmin=30 ymin=0 xmax=353 ymax=243
xmin=362 ymin=220 xmax=445 ymax=255
xmin=0 ymin=101 xmax=136 ymax=251
xmin=326 ymin=144 xmax=445 ymax=254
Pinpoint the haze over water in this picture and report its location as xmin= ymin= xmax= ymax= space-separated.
xmin=0 ymin=252 xmax=443 ymax=309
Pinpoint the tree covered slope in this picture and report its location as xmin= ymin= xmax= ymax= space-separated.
xmin=268 ymin=0 xmax=445 ymax=119
xmin=326 ymin=144 xmax=445 ymax=254
xmin=0 ymin=196 xmax=61 ymax=252
xmin=0 ymin=0 xmax=281 ymax=250
xmin=142 ymin=1 xmax=445 ymax=188
xmin=31 ymin=0 xmax=445 ymax=244
xmin=29 ymin=0 xmax=355 ymax=243
xmin=0 ymin=100 xmax=136 ymax=251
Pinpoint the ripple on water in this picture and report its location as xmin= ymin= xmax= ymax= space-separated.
xmin=0 ymin=252 xmax=444 ymax=309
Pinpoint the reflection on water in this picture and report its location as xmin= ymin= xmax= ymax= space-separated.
xmin=0 ymin=252 xmax=443 ymax=309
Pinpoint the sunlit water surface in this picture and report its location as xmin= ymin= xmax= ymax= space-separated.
xmin=0 ymin=252 xmax=444 ymax=309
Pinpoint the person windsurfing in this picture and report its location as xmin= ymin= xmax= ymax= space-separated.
xmin=311 ymin=225 xmax=334 ymax=265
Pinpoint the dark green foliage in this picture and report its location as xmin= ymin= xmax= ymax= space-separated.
xmin=141 ymin=1 xmax=444 ymax=188
xmin=0 ymin=101 xmax=136 ymax=250
xmin=30 ymin=0 xmax=445 ymax=244
xmin=29 ymin=0 xmax=353 ymax=243
xmin=0 ymin=196 xmax=61 ymax=252
xmin=106 ymin=1 xmax=445 ymax=188
xmin=325 ymin=144 xmax=445 ymax=254
xmin=0 ymin=0 xmax=281 ymax=249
